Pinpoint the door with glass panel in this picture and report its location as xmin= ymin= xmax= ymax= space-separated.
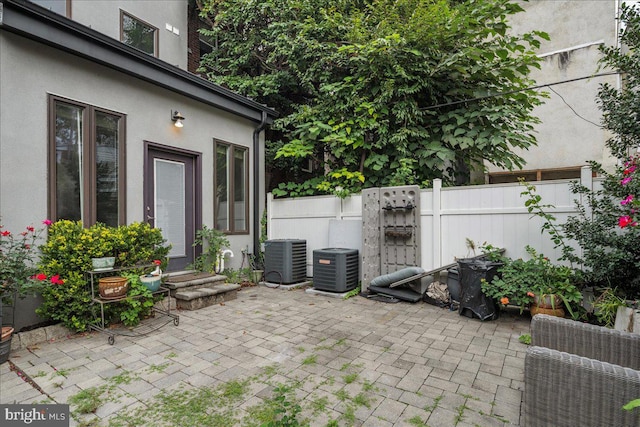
xmin=145 ymin=145 xmax=199 ymax=271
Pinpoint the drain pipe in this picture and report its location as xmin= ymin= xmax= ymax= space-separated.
xmin=253 ymin=111 xmax=269 ymax=259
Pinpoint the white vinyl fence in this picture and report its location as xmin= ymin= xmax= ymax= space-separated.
xmin=267 ymin=166 xmax=601 ymax=276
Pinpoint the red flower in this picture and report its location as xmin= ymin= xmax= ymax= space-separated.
xmin=50 ymin=275 xmax=64 ymax=285
xmin=1 ymin=231 xmax=11 ymax=237
xmin=42 ymin=219 xmax=52 ymax=226
xmin=26 ymin=226 xmax=35 ymax=232
xmin=619 ymin=216 xmax=637 ymax=228
xmin=153 ymin=260 xmax=162 ymax=265
xmin=35 ymin=273 xmax=48 ymax=281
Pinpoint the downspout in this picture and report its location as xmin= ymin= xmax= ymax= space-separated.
xmin=253 ymin=111 xmax=268 ymax=258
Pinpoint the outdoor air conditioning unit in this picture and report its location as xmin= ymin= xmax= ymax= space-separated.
xmin=312 ymin=248 xmax=359 ymax=292
xmin=264 ymin=239 xmax=307 ymax=284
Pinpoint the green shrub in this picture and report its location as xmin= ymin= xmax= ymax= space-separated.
xmin=114 ymin=222 xmax=170 ymax=268
xmin=36 ymin=220 xmax=170 ymax=331
xmin=562 ymin=160 xmax=640 ymax=298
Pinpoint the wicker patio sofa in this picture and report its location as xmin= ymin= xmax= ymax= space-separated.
xmin=524 ymin=314 xmax=640 ymax=427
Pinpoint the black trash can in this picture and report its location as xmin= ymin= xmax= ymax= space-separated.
xmin=446 ymin=267 xmax=460 ymax=302
xmin=457 ymin=258 xmax=502 ymax=321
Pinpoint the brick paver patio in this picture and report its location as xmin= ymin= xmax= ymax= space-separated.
xmin=0 ymin=285 xmax=531 ymax=426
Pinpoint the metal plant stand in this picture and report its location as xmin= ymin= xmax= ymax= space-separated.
xmin=87 ymin=264 xmax=179 ymax=345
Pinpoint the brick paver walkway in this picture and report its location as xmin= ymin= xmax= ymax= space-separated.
xmin=0 ymin=286 xmax=531 ymax=426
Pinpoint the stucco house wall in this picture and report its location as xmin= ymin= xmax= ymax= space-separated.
xmin=489 ymin=0 xmax=620 ymax=179
xmin=0 ymin=32 xmax=259 ymax=259
xmin=0 ymin=0 xmax=276 ymax=330
xmin=0 ymin=0 xmax=275 ymax=270
xmin=70 ymin=0 xmax=188 ymax=70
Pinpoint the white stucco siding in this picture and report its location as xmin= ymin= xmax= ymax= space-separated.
xmin=0 ymin=32 xmax=260 ymax=268
xmin=71 ymin=0 xmax=188 ymax=70
xmin=490 ymin=44 xmax=617 ymax=173
xmin=511 ymin=0 xmax=617 ymax=53
xmin=488 ymin=0 xmax=619 ymax=175
xmin=0 ymin=34 xmax=50 ymax=229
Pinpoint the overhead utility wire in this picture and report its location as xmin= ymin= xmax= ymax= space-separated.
xmin=547 ymin=86 xmax=603 ymax=128
xmin=419 ymin=71 xmax=619 ymax=111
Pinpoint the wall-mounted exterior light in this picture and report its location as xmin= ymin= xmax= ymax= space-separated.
xmin=171 ymin=111 xmax=185 ymax=128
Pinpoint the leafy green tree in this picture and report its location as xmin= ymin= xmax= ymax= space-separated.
xmin=598 ymin=3 xmax=640 ymax=160
xmin=559 ymin=3 xmax=640 ymax=298
xmin=198 ymin=0 xmax=548 ymax=195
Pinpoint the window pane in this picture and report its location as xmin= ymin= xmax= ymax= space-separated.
xmin=29 ymin=0 xmax=67 ymax=16
xmin=215 ymin=144 xmax=229 ymax=230
xmin=51 ymin=97 xmax=125 ymax=226
xmin=95 ymin=112 xmax=120 ymax=227
xmin=55 ymin=103 xmax=83 ymax=222
xmin=122 ymin=14 xmax=156 ymax=55
xmin=233 ymin=148 xmax=247 ymax=231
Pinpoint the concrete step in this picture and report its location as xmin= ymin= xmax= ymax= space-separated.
xmin=163 ymin=273 xmax=227 ymax=291
xmin=174 ymin=283 xmax=241 ymax=310
xmin=163 ymin=272 xmax=241 ymax=310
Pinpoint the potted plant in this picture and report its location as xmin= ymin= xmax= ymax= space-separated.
xmin=0 ymin=219 xmax=53 ymax=363
xmin=481 ymin=246 xmax=583 ymax=318
xmin=87 ymin=223 xmax=117 ymax=271
xmin=528 ymin=276 xmax=583 ymax=318
xmin=138 ymin=260 xmax=163 ymax=292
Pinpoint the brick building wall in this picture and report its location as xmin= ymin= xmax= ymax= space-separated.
xmin=187 ymin=2 xmax=201 ymax=74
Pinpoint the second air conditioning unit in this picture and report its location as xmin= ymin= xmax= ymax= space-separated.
xmin=312 ymin=248 xmax=359 ymax=292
